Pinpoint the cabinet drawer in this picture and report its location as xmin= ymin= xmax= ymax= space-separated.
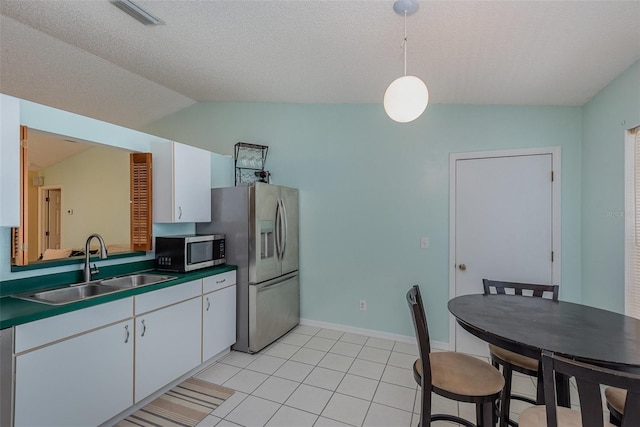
xmin=15 ymin=298 xmax=133 ymax=353
xmin=203 ymin=271 xmax=236 ymax=294
xmin=135 ymin=280 xmax=201 ymax=315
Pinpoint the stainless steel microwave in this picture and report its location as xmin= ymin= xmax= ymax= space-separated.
xmin=155 ymin=234 xmax=225 ymax=272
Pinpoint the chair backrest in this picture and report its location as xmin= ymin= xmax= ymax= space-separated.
xmin=541 ymin=351 xmax=640 ymax=427
xmin=483 ymin=279 xmax=559 ymax=301
xmin=406 ymin=285 xmax=432 ymax=387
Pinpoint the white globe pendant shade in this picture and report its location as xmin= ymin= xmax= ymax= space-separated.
xmin=383 ymin=75 xmax=429 ymax=123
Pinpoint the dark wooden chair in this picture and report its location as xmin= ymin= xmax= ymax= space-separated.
xmin=483 ymin=279 xmax=559 ymax=427
xmin=519 ymin=351 xmax=640 ymax=427
xmin=406 ymin=285 xmax=504 ymax=427
xmin=605 ymin=387 xmax=625 ymax=426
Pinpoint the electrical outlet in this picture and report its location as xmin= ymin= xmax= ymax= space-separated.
xmin=359 ymin=300 xmax=367 ymax=311
xmin=420 ymin=237 xmax=429 ymax=249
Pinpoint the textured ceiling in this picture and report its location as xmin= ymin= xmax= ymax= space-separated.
xmin=1 ymin=1 xmax=639 ymax=130
xmin=28 ymin=131 xmax=94 ymax=171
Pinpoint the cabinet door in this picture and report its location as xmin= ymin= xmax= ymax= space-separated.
xmin=135 ymin=297 xmax=202 ymax=402
xmin=203 ymin=285 xmax=237 ymax=361
xmin=14 ymin=319 xmax=133 ymax=427
xmin=0 ymin=94 xmax=20 ymax=227
xmin=173 ymin=142 xmax=211 ymax=223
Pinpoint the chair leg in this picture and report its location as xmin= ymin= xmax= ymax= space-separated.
xmin=499 ymin=366 xmax=513 ymax=427
xmin=476 ymin=401 xmax=496 ymax=427
xmin=536 ymin=364 xmax=544 ymax=404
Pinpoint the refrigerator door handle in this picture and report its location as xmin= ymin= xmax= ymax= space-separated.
xmin=280 ymin=198 xmax=288 ymax=258
xmin=275 ymin=198 xmax=282 ymax=259
xmin=254 ymin=271 xmax=298 ymax=290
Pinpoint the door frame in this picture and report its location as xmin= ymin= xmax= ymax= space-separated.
xmin=448 ymin=147 xmax=562 ymax=351
xmin=38 ymin=185 xmax=62 ymax=256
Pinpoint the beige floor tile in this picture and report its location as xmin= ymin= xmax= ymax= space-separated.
xmin=284 ymin=384 xmax=333 ymax=415
xmin=347 ymin=359 xmax=386 ymax=380
xmin=336 ymin=374 xmax=379 ymax=401
xmin=197 ymin=362 xmax=242 ymax=385
xmin=364 ymin=337 xmax=395 ymax=351
xmin=387 ymin=351 xmax=418 ymax=369
xmin=290 ymin=347 xmax=327 ymax=366
xmin=280 ymin=332 xmax=313 ymax=347
xmin=265 ymin=343 xmax=301 ymax=360
xmin=210 ymin=391 xmax=249 ymax=419
xmin=321 ymin=393 xmax=371 ymax=426
xmin=339 ymin=333 xmax=368 ymax=345
xmin=303 ymin=366 xmax=346 ymax=391
xmin=313 ymin=416 xmax=353 ymax=427
xmin=362 ymin=403 xmax=413 ymax=427
xmin=392 ymin=342 xmax=418 ymax=356
xmin=329 ymin=341 xmax=362 ymax=357
xmin=458 ymin=402 xmax=476 ymax=425
xmin=225 ymin=395 xmax=281 ymax=427
xmin=305 ymin=336 xmax=338 ymax=352
xmin=221 ymin=351 xmax=260 ymax=368
xmin=380 ymin=365 xmax=417 ymax=389
xmin=252 ymin=376 xmax=300 ymax=404
xmin=318 ymin=353 xmax=356 ymax=373
xmin=223 ymin=369 xmax=269 ymax=394
xmin=215 ymin=420 xmax=244 ymax=427
xmin=195 ymin=414 xmax=222 ymax=427
xmin=273 ymin=360 xmax=315 ymax=382
xmin=372 ymin=382 xmax=416 ymax=412
xmin=246 ymin=354 xmax=287 ymax=375
xmin=293 ymin=325 xmax=321 ymax=336
xmin=265 ymin=405 xmax=318 ymax=427
xmin=316 ymin=329 xmax=344 ymax=340
xmin=357 ymin=346 xmax=391 ymax=364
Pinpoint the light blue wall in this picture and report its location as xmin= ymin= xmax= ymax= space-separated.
xmin=581 ymin=60 xmax=640 ymax=311
xmin=145 ymin=103 xmax=583 ymax=342
xmin=0 ymin=99 xmax=195 ymax=281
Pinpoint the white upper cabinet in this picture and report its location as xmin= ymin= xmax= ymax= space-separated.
xmin=0 ymin=94 xmax=20 ymax=227
xmin=152 ymin=141 xmax=211 ymax=223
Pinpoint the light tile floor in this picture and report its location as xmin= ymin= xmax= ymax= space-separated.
xmin=192 ymin=325 xmax=578 ymax=427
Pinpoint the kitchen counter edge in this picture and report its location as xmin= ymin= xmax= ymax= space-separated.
xmin=0 ymin=264 xmax=237 ymax=329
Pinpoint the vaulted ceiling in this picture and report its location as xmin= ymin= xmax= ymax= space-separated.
xmin=1 ymin=1 xmax=639 ymax=130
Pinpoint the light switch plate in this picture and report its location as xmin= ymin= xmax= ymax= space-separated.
xmin=420 ymin=237 xmax=429 ymax=249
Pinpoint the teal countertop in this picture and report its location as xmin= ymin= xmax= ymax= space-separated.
xmin=0 ymin=262 xmax=236 ymax=329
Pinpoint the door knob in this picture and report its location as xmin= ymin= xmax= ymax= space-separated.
xmin=458 ymin=264 xmax=467 ymax=271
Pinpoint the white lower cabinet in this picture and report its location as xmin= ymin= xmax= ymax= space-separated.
xmin=10 ymin=271 xmax=236 ymax=426
xmin=14 ymin=319 xmax=134 ymax=427
xmin=135 ymin=296 xmax=202 ymax=402
xmin=203 ymin=284 xmax=237 ymax=361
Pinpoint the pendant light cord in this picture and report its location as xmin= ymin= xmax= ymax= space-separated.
xmin=403 ymin=10 xmax=408 ymax=76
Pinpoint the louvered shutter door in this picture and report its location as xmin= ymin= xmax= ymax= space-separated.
xmin=130 ymin=153 xmax=152 ymax=251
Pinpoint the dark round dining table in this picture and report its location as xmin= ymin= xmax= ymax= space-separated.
xmin=448 ymin=294 xmax=640 ymax=405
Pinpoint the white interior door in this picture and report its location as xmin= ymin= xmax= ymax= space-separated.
xmin=451 ymin=150 xmax=559 ymax=356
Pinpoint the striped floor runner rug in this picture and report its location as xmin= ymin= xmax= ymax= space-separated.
xmin=117 ymin=378 xmax=235 ymax=427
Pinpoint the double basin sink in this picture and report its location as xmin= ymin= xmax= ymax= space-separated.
xmin=14 ymin=273 xmax=176 ymax=305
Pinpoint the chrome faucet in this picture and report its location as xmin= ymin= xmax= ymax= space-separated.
xmin=83 ymin=233 xmax=108 ymax=282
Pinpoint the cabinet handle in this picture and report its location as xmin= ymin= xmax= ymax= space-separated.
xmin=206 ymin=297 xmax=211 ymax=311
xmin=178 ymin=206 xmax=182 ymax=219
xmin=141 ymin=319 xmax=146 ymax=337
xmin=216 ymin=278 xmax=226 ymax=284
xmin=124 ymin=324 xmax=130 ymax=343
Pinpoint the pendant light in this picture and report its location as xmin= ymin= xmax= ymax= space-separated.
xmin=383 ymin=0 xmax=429 ymax=123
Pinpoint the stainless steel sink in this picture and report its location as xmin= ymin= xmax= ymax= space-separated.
xmin=98 ymin=273 xmax=175 ymax=289
xmin=14 ymin=273 xmax=176 ymax=305
xmin=15 ymin=283 xmax=122 ymax=305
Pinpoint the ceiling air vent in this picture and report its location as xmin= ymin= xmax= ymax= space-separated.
xmin=110 ymin=0 xmax=162 ymax=26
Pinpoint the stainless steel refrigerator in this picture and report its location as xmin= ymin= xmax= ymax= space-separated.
xmin=196 ymin=182 xmax=299 ymax=353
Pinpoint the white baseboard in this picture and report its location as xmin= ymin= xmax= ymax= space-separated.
xmin=299 ymin=318 xmax=449 ymax=351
